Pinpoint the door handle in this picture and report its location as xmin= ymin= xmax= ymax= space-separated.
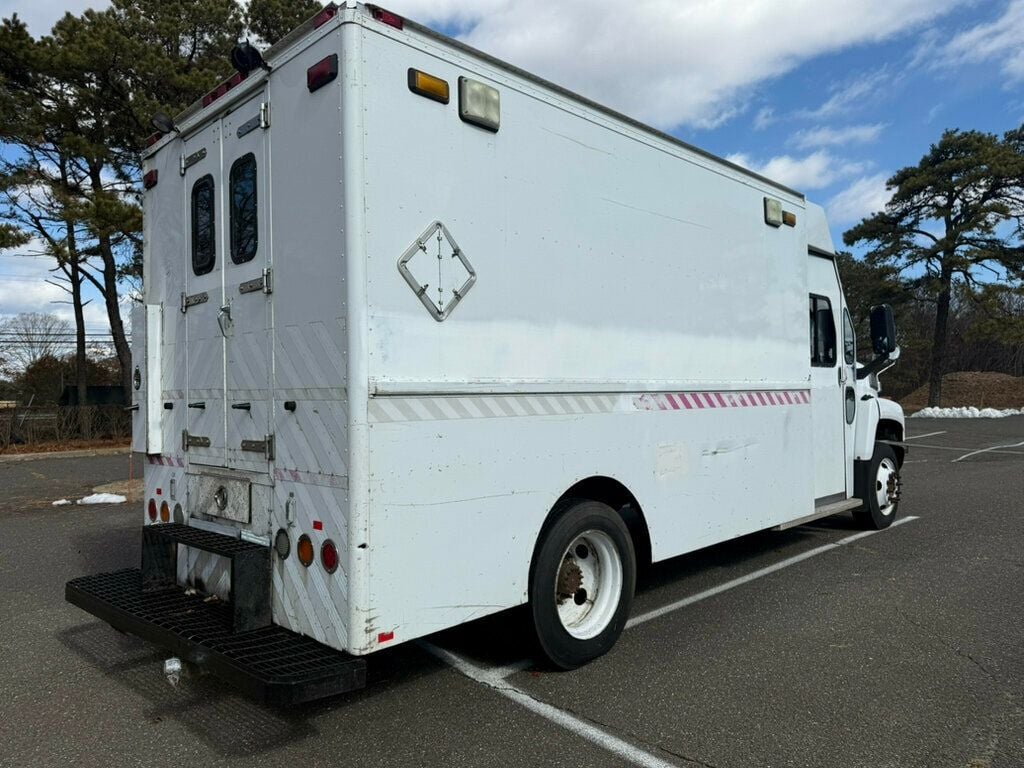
xmin=217 ymin=302 xmax=232 ymax=337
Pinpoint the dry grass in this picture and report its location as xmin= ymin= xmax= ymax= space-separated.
xmin=900 ymin=372 xmax=1024 ymax=411
xmin=0 ymin=437 xmax=130 ymax=456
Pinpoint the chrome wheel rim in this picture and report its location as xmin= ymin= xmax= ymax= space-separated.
xmin=554 ymin=530 xmax=623 ymax=640
xmin=875 ymin=457 xmax=900 ymax=516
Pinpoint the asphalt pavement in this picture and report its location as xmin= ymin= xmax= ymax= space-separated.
xmin=1 ymin=419 xmax=1022 ymax=767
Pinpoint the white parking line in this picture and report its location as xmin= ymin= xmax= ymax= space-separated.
xmin=952 ymin=440 xmax=1024 ymax=463
xmin=423 ymin=517 xmax=920 ymax=768
xmin=627 ymin=516 xmax=919 ymax=628
xmin=905 ymin=431 xmax=946 ymax=441
xmin=420 ymin=641 xmax=680 ymax=768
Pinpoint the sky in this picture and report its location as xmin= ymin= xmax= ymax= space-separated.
xmin=1 ymin=0 xmax=1023 ymax=338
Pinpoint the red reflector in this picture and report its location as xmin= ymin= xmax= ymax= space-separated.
xmin=227 ymin=71 xmax=247 ymax=88
xmin=147 ymin=499 xmax=157 ymax=522
xmin=313 ymin=6 xmax=338 ymax=28
xmin=368 ymin=5 xmax=403 ymax=29
xmin=378 ymin=631 xmax=395 ymax=643
xmin=321 ymin=539 xmax=339 ymax=573
xmin=307 ymin=54 xmax=338 ymax=92
xmin=312 ymin=520 xmax=323 ymax=530
xmin=146 ymin=132 xmax=162 ymax=147
xmin=155 ymin=488 xmax=162 ymax=496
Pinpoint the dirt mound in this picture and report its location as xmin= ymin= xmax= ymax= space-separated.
xmin=901 ymin=372 xmax=1024 ymax=412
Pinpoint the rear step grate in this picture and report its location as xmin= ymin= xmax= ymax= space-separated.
xmin=142 ymin=522 xmax=271 ymax=632
xmin=66 ymin=569 xmax=366 ymax=705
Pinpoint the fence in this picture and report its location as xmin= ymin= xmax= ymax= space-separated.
xmin=0 ymin=405 xmax=130 ymax=451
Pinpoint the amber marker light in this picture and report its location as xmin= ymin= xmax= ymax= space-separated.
xmin=408 ymin=69 xmax=450 ymax=104
xmin=297 ymin=534 xmax=315 ymax=567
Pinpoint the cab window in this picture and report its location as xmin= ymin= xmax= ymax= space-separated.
xmin=809 ymin=295 xmax=837 ymax=367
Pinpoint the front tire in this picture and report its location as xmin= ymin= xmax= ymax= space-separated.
xmin=529 ymin=500 xmax=636 ymax=669
xmin=853 ymin=443 xmax=902 ymax=530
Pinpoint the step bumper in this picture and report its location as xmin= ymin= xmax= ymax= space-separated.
xmin=65 ymin=569 xmax=366 ymax=706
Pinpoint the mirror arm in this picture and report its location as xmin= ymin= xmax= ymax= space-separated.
xmin=856 ymin=346 xmax=900 ymax=380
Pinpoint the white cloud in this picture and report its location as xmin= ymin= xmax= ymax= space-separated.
xmin=389 ymin=0 xmax=967 ymax=130
xmin=753 ymin=107 xmax=776 ymax=131
xmin=792 ymin=123 xmax=885 ymax=149
xmin=796 ymin=69 xmax=893 ymax=121
xmin=0 ymin=248 xmax=111 ymax=333
xmin=0 ymin=0 xmax=110 ymax=37
xmin=726 ymin=150 xmax=865 ymax=191
xmin=931 ymin=0 xmax=1024 ymax=84
xmin=826 ymin=172 xmax=891 ymax=226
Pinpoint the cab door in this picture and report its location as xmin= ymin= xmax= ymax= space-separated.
xmin=221 ymin=92 xmax=273 ymax=474
xmin=808 ymin=254 xmax=848 ymax=501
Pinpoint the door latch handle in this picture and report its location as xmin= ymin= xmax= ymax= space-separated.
xmin=217 ymin=302 xmax=232 ymax=337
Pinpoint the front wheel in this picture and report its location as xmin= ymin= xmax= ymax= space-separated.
xmin=853 ymin=443 xmax=902 ymax=530
xmin=529 ymin=500 xmax=636 ymax=669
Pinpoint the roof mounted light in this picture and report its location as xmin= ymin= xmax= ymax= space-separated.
xmin=367 ymin=4 xmax=403 ymax=29
xmin=313 ymin=4 xmax=338 ymax=28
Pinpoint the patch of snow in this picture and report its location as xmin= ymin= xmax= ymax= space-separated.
xmin=77 ymin=493 xmax=128 ymax=505
xmin=52 ymin=499 xmax=71 ymax=506
xmin=910 ymin=406 xmax=1024 ymax=418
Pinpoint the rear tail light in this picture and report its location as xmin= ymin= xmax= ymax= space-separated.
xmin=159 ymin=501 xmax=170 ymax=523
xmin=307 ymin=54 xmax=338 ymax=93
xmin=297 ymin=534 xmax=314 ymax=567
xmin=147 ymin=499 xmax=157 ymax=522
xmin=143 ymin=170 xmax=158 ymax=189
xmin=368 ymin=5 xmax=403 ymax=29
xmin=321 ymin=539 xmax=339 ymax=574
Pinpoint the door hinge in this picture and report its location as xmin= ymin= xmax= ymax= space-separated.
xmin=180 ymin=290 xmax=209 ymax=314
xmin=240 ymin=434 xmax=274 ymax=461
xmin=238 ymin=267 xmax=272 ymax=295
xmin=180 ymin=147 xmax=207 ymax=176
xmin=260 ymin=101 xmax=271 ymax=129
xmin=182 ymin=430 xmax=211 ymax=451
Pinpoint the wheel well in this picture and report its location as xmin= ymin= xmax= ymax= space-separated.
xmin=544 ymin=476 xmax=652 ymax=570
xmin=876 ymin=419 xmax=905 ymax=465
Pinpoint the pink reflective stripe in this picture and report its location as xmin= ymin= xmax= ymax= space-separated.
xmin=665 ymin=394 xmax=681 ymax=410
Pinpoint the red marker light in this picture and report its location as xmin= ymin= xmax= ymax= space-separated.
xmin=307 ymin=54 xmax=339 ymax=93
xmin=143 ymin=170 xmax=158 ymax=189
xmin=145 ymin=132 xmax=162 ymax=147
xmin=378 ymin=630 xmax=395 ymax=643
xmin=368 ymin=5 xmax=403 ymax=29
xmin=313 ymin=5 xmax=337 ymax=28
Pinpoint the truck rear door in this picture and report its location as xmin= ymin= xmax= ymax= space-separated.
xmin=221 ymin=93 xmax=273 ymax=473
xmin=182 ymin=90 xmax=272 ymax=477
xmin=182 ymin=121 xmax=226 ymax=466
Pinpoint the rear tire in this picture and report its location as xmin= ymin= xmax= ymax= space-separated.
xmin=853 ymin=443 xmax=901 ymax=530
xmin=529 ymin=500 xmax=636 ymax=669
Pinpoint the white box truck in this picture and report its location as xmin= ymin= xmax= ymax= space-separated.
xmin=66 ymin=2 xmax=906 ymax=704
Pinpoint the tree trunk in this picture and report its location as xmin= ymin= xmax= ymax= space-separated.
xmin=927 ymin=267 xmax=954 ymax=407
xmin=87 ymin=165 xmax=133 ymax=402
xmin=60 ymin=157 xmax=91 ymax=437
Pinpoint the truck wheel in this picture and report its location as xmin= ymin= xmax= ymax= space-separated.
xmin=529 ymin=500 xmax=636 ymax=669
xmin=853 ymin=443 xmax=901 ymax=530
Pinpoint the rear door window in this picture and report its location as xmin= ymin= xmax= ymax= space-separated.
xmin=229 ymin=153 xmax=258 ymax=264
xmin=191 ymin=174 xmax=216 ymax=275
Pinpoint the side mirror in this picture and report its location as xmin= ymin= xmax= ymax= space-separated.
xmin=869 ymin=304 xmax=897 ymax=356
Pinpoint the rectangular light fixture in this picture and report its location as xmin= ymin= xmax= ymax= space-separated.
xmin=458 ymin=76 xmax=500 ymax=132
xmin=764 ymin=197 xmax=783 ymax=227
xmin=307 ymin=54 xmax=338 ymax=93
xmin=408 ymin=68 xmax=449 ymax=104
